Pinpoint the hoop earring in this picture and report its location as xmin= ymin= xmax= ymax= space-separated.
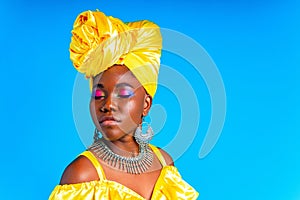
xmin=134 ymin=122 xmax=154 ymax=145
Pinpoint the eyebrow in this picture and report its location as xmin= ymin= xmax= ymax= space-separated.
xmin=115 ymin=83 xmax=134 ymax=89
xmin=92 ymin=84 xmax=104 ymax=89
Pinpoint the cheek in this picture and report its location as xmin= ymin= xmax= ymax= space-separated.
xmin=122 ymin=99 xmax=144 ymax=123
xmin=89 ymin=100 xmax=99 ymax=124
xmin=89 ymin=100 xmax=95 ymax=115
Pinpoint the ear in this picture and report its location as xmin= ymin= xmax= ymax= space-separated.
xmin=142 ymin=94 xmax=152 ymax=117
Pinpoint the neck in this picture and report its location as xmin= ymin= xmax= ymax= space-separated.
xmin=102 ymin=136 xmax=139 ymax=156
xmin=89 ymin=135 xmax=153 ymax=174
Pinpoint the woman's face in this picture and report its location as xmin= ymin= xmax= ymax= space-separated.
xmin=90 ymin=65 xmax=152 ymax=141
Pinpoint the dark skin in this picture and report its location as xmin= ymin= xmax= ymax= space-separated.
xmin=60 ymin=65 xmax=173 ymax=200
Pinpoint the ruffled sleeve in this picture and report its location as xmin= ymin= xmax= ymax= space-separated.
xmin=49 ymin=180 xmax=146 ymax=200
xmin=152 ymin=166 xmax=199 ymax=200
xmin=49 ymin=181 xmax=99 ymax=200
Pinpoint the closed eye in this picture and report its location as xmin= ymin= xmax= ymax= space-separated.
xmin=92 ymin=88 xmax=106 ymax=99
xmin=116 ymin=88 xmax=134 ymax=98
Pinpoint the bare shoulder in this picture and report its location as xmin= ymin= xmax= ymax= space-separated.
xmin=156 ymin=147 xmax=174 ymax=166
xmin=59 ymin=154 xmax=99 ymax=185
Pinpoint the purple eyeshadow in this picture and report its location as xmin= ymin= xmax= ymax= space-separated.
xmin=118 ymin=88 xmax=134 ymax=97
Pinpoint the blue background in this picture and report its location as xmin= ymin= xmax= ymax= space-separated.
xmin=0 ymin=0 xmax=299 ymax=199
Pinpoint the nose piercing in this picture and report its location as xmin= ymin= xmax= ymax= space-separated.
xmin=100 ymin=106 xmax=108 ymax=112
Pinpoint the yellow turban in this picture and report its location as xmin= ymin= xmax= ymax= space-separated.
xmin=70 ymin=10 xmax=162 ymax=97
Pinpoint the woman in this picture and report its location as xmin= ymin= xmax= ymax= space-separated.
xmin=49 ymin=10 xmax=199 ymax=200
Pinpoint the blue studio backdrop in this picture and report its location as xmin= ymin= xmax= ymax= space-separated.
xmin=0 ymin=0 xmax=299 ymax=199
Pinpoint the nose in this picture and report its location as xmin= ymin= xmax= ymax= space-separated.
xmin=100 ymin=93 xmax=117 ymax=113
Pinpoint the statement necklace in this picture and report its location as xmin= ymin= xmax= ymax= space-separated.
xmin=89 ymin=139 xmax=153 ymax=174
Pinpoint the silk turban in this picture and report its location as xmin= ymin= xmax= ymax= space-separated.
xmin=70 ymin=10 xmax=162 ymax=97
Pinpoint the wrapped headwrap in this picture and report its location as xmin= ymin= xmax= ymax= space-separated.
xmin=70 ymin=10 xmax=162 ymax=97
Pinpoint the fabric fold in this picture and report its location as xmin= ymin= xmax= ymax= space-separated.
xmin=70 ymin=10 xmax=162 ymax=97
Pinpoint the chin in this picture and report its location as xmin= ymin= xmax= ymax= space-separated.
xmin=99 ymin=128 xmax=127 ymax=141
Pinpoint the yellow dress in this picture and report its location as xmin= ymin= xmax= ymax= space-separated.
xmin=49 ymin=145 xmax=199 ymax=199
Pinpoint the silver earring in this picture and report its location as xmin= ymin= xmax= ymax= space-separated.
xmin=134 ymin=122 xmax=154 ymax=145
xmin=94 ymin=128 xmax=101 ymax=142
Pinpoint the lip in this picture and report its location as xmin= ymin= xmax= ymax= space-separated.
xmin=99 ymin=116 xmax=121 ymax=126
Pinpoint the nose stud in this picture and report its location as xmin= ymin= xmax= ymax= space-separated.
xmin=100 ymin=106 xmax=108 ymax=112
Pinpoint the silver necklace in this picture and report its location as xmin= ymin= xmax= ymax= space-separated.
xmin=88 ymin=138 xmax=153 ymax=174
